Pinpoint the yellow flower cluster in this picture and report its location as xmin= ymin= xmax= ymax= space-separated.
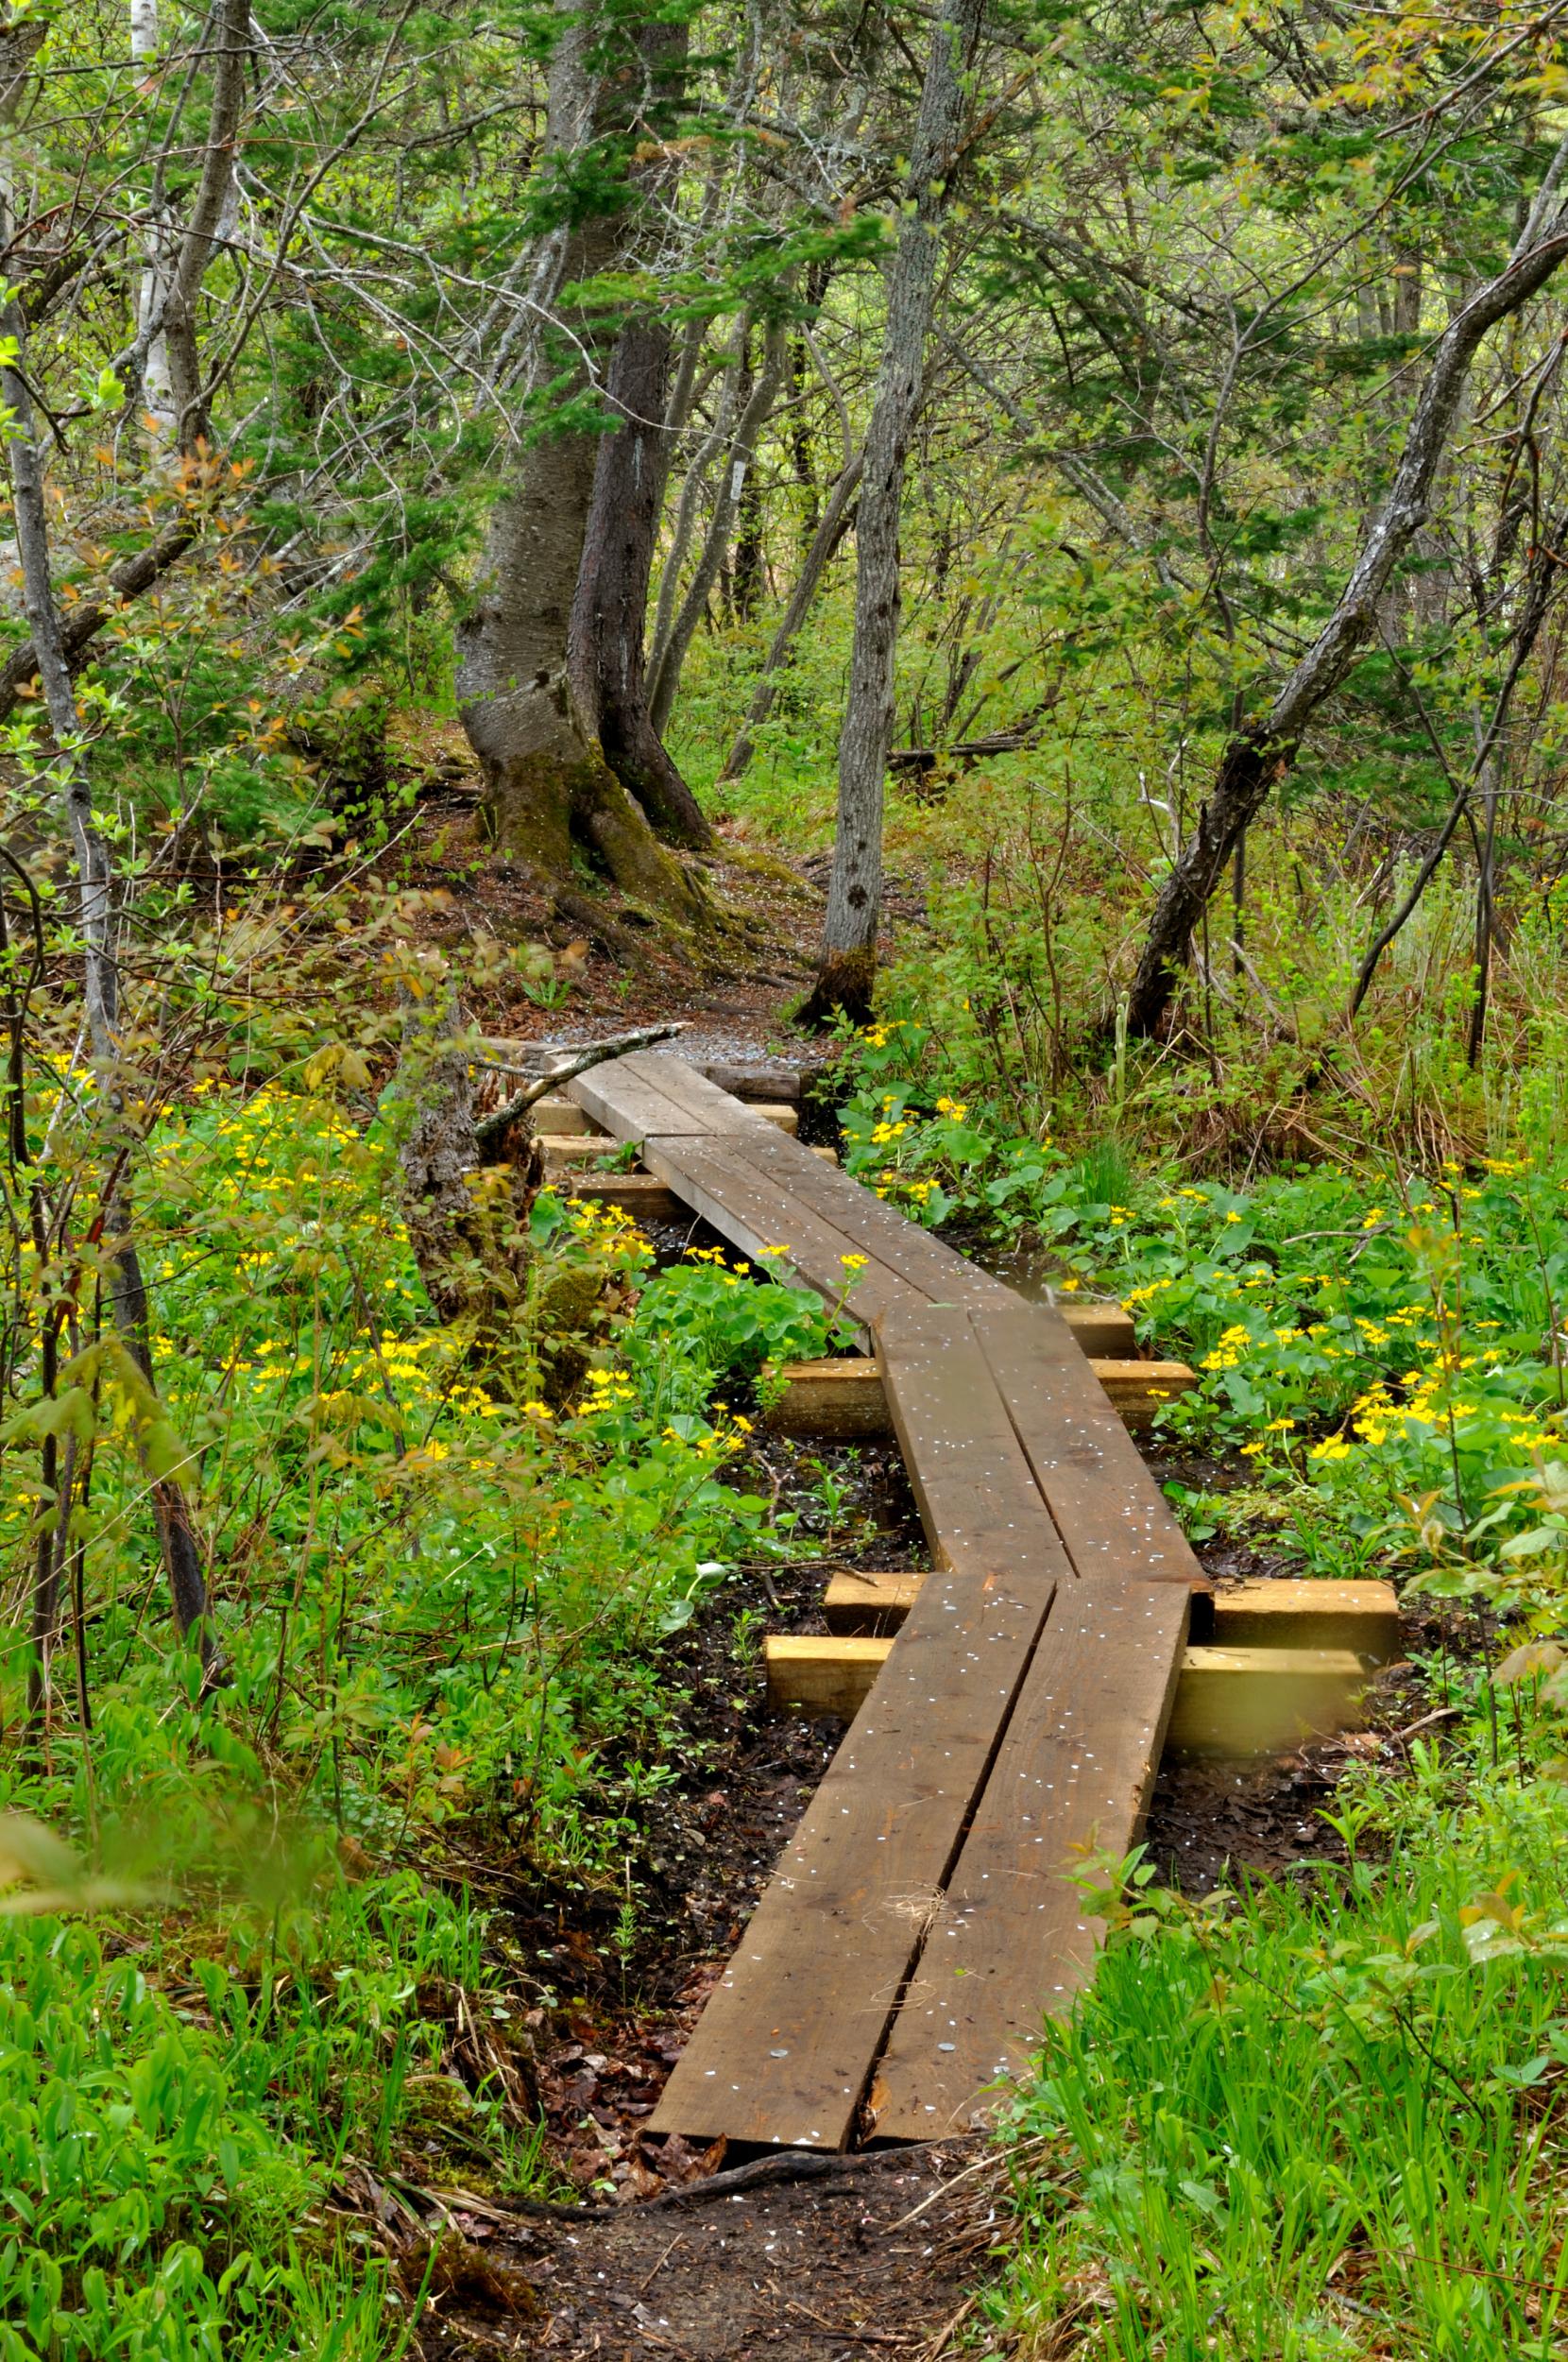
xmin=876 ymin=1170 xmax=935 ymax=1204
xmin=563 ymin=1196 xmax=649 ymax=1262
xmin=1201 ymin=1323 xmax=1253 ymax=1373
xmin=935 ymin=1097 xmax=968 ymax=1121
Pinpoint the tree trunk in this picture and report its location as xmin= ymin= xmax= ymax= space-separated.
xmin=649 ymin=322 xmax=744 ymax=682
xmin=647 ymin=312 xmax=790 ymax=739
xmin=0 ymin=213 xmax=212 ymax=1659
xmin=129 ymin=0 xmax=177 ymax=440
xmin=798 ymin=0 xmax=987 ymax=1028
xmin=718 ymin=446 xmax=863 ymax=783
xmin=570 ymin=317 xmax=711 ymax=847
xmin=1124 ymin=180 xmax=1568 ymax=1041
xmin=454 ymin=8 xmax=708 ymax=923
xmin=158 ymin=0 xmax=248 ymax=452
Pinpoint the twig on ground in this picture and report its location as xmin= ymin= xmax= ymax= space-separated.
xmin=417 ymin=2142 xmax=930 ymax=2225
xmin=1391 ymin=1704 xmax=1462 ymax=1745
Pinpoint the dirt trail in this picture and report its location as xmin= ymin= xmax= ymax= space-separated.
xmin=449 ymin=2143 xmax=995 ymax=2359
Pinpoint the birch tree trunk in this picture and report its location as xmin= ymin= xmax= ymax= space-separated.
xmin=1124 ymin=166 xmax=1568 ymax=1041
xmin=130 ymin=0 xmax=176 ymax=441
xmin=798 ymin=0 xmax=987 ymax=1027
xmin=718 ymin=446 xmax=863 ymax=783
xmin=156 ymin=0 xmax=248 ymax=451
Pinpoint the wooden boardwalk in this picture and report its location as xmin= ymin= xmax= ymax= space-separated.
xmin=566 ymin=1053 xmax=1208 ymax=2148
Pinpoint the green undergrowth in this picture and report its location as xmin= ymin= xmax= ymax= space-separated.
xmin=986 ymin=1689 xmax=1568 ymax=2358
xmin=829 ymin=1020 xmax=1568 ymax=2358
xmin=0 ymin=1077 xmax=840 ymax=2357
xmin=831 ymin=1018 xmax=1568 ymax=1628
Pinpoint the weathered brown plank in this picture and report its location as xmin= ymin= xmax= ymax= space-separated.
xmin=739 ymin=1131 xmax=1008 ymax=1312
xmin=570 ymin=1050 xmax=779 ymax=1141
xmin=975 ymin=1302 xmax=1210 ymax=1595
xmin=632 ymin=1136 xmax=912 ymax=1330
xmin=867 ymin=1579 xmax=1190 ymax=2143
xmin=648 ymin=1310 xmax=1069 ymax=2150
xmin=874 ymin=1302 xmax=1075 ymax=1587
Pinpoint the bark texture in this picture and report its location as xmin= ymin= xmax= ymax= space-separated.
xmin=1125 ymin=195 xmax=1568 ymax=1040
xmin=455 ymin=9 xmax=707 ymax=920
xmin=157 ymin=0 xmax=247 ymax=451
xmin=571 ymin=318 xmax=711 ymax=847
xmin=647 ymin=311 xmax=790 ymax=738
xmin=799 ymin=0 xmax=987 ymax=1028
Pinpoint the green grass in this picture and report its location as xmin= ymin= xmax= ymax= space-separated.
xmin=987 ymin=1709 xmax=1568 ymax=2358
xmin=0 ymin=1066 xmax=844 ymax=2356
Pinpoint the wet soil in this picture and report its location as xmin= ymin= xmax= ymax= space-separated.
xmin=418 ymin=2143 xmax=993 ymax=2359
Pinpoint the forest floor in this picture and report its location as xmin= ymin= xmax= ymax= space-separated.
xmin=364 ymin=765 xmax=1445 ymax=2356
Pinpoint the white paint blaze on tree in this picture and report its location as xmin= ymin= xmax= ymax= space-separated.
xmin=800 ymin=0 xmax=989 ymax=1028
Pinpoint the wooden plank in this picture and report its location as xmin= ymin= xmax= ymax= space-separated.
xmin=770 ymin=1630 xmax=1367 ymax=1756
xmin=763 ymin=1346 xmax=1197 ymax=1440
xmin=571 ymin=1050 xmax=779 ymax=1142
xmin=539 ymin=1135 xmax=623 ymax=1179
xmin=867 ymin=1580 xmax=1190 ymax=2143
xmin=554 ymin=1172 xmax=687 ymax=1223
xmin=648 ymin=1309 xmax=1069 ymax=2150
xmin=1193 ymin=1580 xmax=1401 ymax=1660
xmin=1087 ymin=1358 xmax=1200 ymax=1427
xmin=1048 ymin=1300 xmax=1135 ymax=1356
xmin=974 ymin=1302 xmax=1210 ymax=1595
xmin=824 ymin=1572 xmax=927 ymax=1635
xmin=767 ymin=1635 xmax=892 ymax=1716
xmin=1167 ymin=1646 xmax=1366 ymax=1755
xmin=698 ymin=1059 xmax=806 ymax=1101
xmin=874 ymin=1301 xmax=1075 ymax=1587
xmin=825 ymin=1573 xmax=1403 ymax=1663
xmin=762 ymin=1360 xmax=890 ymax=1440
xmin=532 ymin=1096 xmax=605 ymax=1136
xmin=739 ymin=1132 xmax=1008 ymax=1313
xmin=634 ymin=1135 xmax=912 ymax=1331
